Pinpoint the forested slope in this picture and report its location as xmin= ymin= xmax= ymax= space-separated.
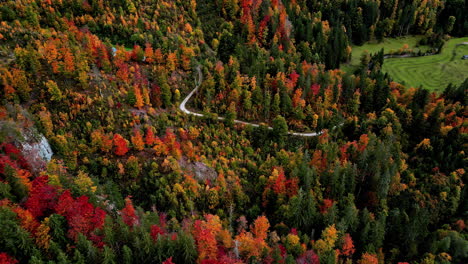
xmin=0 ymin=1 xmax=466 ymax=263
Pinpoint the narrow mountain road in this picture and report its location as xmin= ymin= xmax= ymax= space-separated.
xmin=179 ymin=66 xmax=337 ymax=137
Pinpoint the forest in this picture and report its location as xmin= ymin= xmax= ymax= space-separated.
xmin=0 ymin=0 xmax=466 ymax=263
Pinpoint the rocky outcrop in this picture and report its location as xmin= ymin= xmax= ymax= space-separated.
xmin=178 ymin=157 xmax=217 ymax=182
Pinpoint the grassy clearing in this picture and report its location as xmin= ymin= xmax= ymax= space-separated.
xmin=342 ymin=36 xmax=429 ymax=72
xmin=382 ymin=37 xmax=468 ymax=91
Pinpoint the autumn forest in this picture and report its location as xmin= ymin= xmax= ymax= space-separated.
xmin=0 ymin=0 xmax=467 ymax=264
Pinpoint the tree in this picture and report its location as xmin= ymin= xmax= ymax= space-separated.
xmin=314 ymin=224 xmax=338 ymax=254
xmin=120 ymin=197 xmax=139 ymax=227
xmin=218 ymin=31 xmax=237 ymax=63
xmin=341 ymin=233 xmax=355 ymax=258
xmin=193 ymin=219 xmax=217 ymax=261
xmin=225 ymin=102 xmax=237 ymax=127
xmin=46 ymin=80 xmax=62 ymax=102
xmin=0 ymin=252 xmax=18 ymax=264
xmin=113 ymin=134 xmax=129 ymax=156
xmin=144 ymin=43 xmax=154 ymax=63
xmin=154 ymin=48 xmax=164 ymax=64
xmin=296 ymin=250 xmax=319 ymax=264
xmin=160 ymin=77 xmax=172 ymax=108
xmin=11 ymin=68 xmax=31 ymax=101
xmin=272 ymin=93 xmax=281 ymax=118
xmin=35 ymin=218 xmax=51 ymax=250
xmin=272 ymin=115 xmax=288 ymax=146
xmin=134 ymin=86 xmax=144 ymax=109
xmin=358 ymin=253 xmax=378 ymax=264
xmin=62 ymin=48 xmax=75 ymax=74
xmin=127 ymin=87 xmax=136 ymax=106
xmin=145 ymin=127 xmax=156 ymax=146
xmin=166 ymin=52 xmax=177 ymax=72
xmin=131 ymin=129 xmax=144 ymax=151
xmin=162 ymin=257 xmax=175 ymax=264
xmin=74 ymin=171 xmax=97 ymax=194
xmin=252 ymin=216 xmax=269 ymax=241
xmin=446 ymin=16 xmax=456 ymax=33
xmin=122 ymin=245 xmax=133 ymax=264
xmin=25 ymin=176 xmax=57 ymax=218
xmin=55 ymin=190 xmax=106 ymax=242
xmin=287 ymin=188 xmax=318 ymax=235
xmin=103 ymin=245 xmax=116 ymax=264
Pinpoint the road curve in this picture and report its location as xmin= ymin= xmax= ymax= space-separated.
xmin=179 ymin=66 xmax=333 ymax=137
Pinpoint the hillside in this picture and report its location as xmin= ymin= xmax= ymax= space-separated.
xmin=0 ymin=1 xmax=467 ymax=264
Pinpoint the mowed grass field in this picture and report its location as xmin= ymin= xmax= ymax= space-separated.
xmin=382 ymin=37 xmax=468 ymax=91
xmin=342 ymin=36 xmax=429 ymax=72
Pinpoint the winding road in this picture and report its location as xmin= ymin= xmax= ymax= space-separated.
xmin=179 ymin=66 xmax=337 ymax=137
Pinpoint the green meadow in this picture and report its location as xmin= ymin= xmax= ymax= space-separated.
xmin=342 ymin=36 xmax=429 ymax=72
xmin=382 ymin=37 xmax=468 ymax=91
xmin=343 ymin=36 xmax=468 ymax=91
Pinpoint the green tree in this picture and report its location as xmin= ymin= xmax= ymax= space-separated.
xmin=272 ymin=115 xmax=288 ymax=147
xmin=225 ymin=102 xmax=237 ymax=127
xmin=159 ymin=75 xmax=172 ymax=108
xmin=272 ymin=93 xmax=281 ymax=118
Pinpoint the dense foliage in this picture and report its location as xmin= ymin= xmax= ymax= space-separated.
xmin=0 ymin=0 xmax=466 ymax=263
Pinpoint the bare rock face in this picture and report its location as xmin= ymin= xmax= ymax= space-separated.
xmin=0 ymin=105 xmax=53 ymax=172
xmin=178 ymin=157 xmax=217 ymax=182
xmin=18 ymin=127 xmax=53 ymax=172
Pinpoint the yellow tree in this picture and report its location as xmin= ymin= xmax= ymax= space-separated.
xmin=166 ymin=52 xmax=177 ymax=72
xmin=314 ymin=224 xmax=338 ymax=255
xmin=358 ymin=253 xmax=378 ymax=264
xmin=35 ymin=217 xmax=51 ymax=250
xmin=131 ymin=129 xmax=145 ymax=151
xmin=252 ymin=215 xmax=270 ymax=241
xmin=46 ymin=80 xmax=63 ymax=102
xmin=134 ymin=86 xmax=144 ymax=109
xmin=38 ymin=108 xmax=54 ymax=137
xmin=154 ymin=48 xmax=164 ymax=64
xmin=144 ymin=43 xmax=154 ymax=63
xmin=74 ymin=170 xmax=97 ymax=193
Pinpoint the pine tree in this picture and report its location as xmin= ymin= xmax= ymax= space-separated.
xmin=272 ymin=93 xmax=281 ymax=118
xmin=103 ymin=245 xmax=116 ymax=264
xmin=122 ymin=245 xmax=133 ymax=264
xmin=159 ymin=76 xmax=172 ymax=108
xmin=272 ymin=115 xmax=288 ymax=147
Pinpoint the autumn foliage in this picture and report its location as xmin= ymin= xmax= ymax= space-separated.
xmin=55 ymin=190 xmax=106 ymax=242
xmin=0 ymin=253 xmax=18 ymax=264
xmin=0 ymin=0 xmax=466 ymax=263
xmin=120 ymin=197 xmax=139 ymax=227
xmin=113 ymin=134 xmax=129 ymax=156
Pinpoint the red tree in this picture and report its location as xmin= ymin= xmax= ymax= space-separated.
xmin=162 ymin=257 xmax=175 ymax=264
xmin=121 ymin=197 xmax=139 ymax=227
xmin=150 ymin=225 xmax=165 ymax=241
xmin=55 ymin=190 xmax=106 ymax=242
xmin=113 ymin=134 xmax=129 ymax=156
xmin=193 ymin=219 xmax=218 ymax=261
xmin=272 ymin=167 xmax=286 ymax=195
xmin=341 ymin=233 xmax=355 ymax=257
xmin=0 ymin=253 xmax=18 ymax=264
xmin=320 ymin=199 xmax=334 ymax=214
xmin=145 ymin=127 xmax=156 ymax=146
xmin=296 ymin=250 xmax=319 ymax=264
xmin=24 ymin=176 xmax=57 ymax=218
